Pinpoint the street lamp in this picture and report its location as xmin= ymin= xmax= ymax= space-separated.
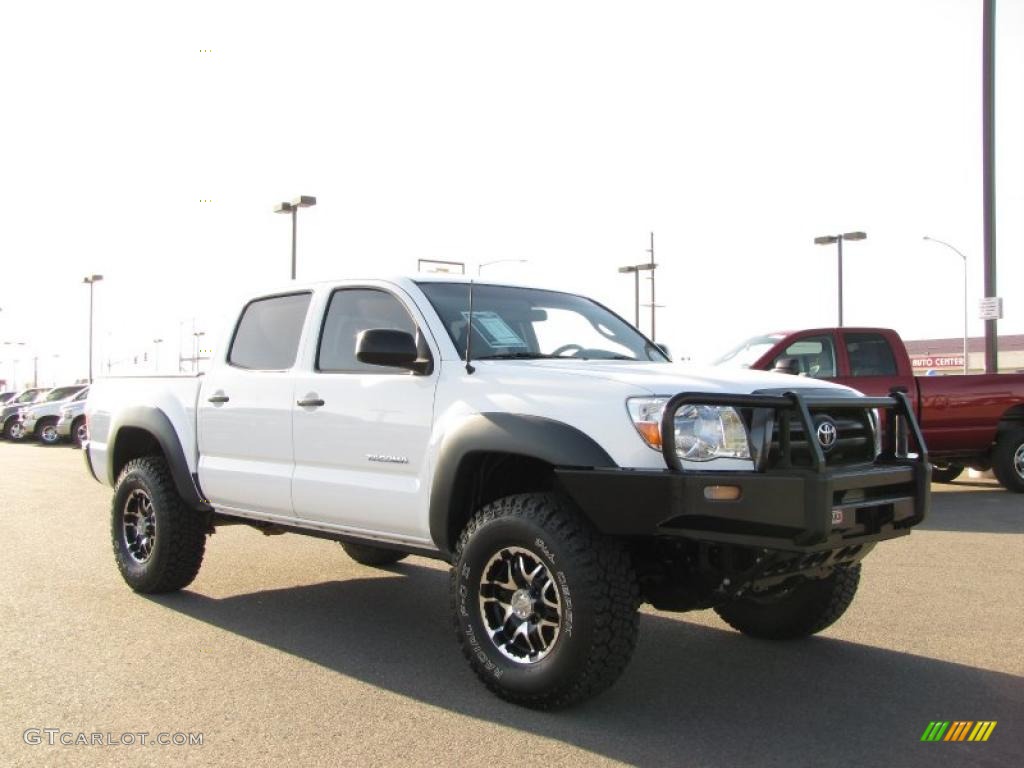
xmin=617 ymin=264 xmax=654 ymax=328
xmin=923 ymin=236 xmax=970 ymax=374
xmin=82 ymin=274 xmax=103 ymax=383
xmin=813 ymin=231 xmax=866 ymax=326
xmin=478 ymin=259 xmax=527 ymax=275
xmin=274 ymin=195 xmax=317 ymax=280
xmin=153 ymin=338 xmax=164 ymax=372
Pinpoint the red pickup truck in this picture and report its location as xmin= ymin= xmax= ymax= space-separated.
xmin=716 ymin=327 xmax=1024 ymax=492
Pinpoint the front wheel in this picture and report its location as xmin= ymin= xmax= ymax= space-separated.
xmin=111 ymin=456 xmax=207 ymax=593
xmin=714 ymin=564 xmax=861 ymax=640
xmin=451 ymin=493 xmax=640 ymax=709
xmin=4 ymin=418 xmax=25 ymax=441
xmin=992 ymin=428 xmax=1024 ymax=493
xmin=72 ymin=417 xmax=88 ymax=449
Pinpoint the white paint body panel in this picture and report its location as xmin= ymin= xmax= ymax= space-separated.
xmin=86 ymin=276 xmax=861 ymax=549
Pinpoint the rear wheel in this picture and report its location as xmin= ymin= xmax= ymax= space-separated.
xmin=714 ymin=564 xmax=861 ymax=640
xmin=38 ymin=419 xmax=61 ymax=446
xmin=339 ymin=541 xmax=408 ymax=567
xmin=992 ymin=428 xmax=1024 ymax=493
xmin=451 ymin=492 xmax=640 ymax=709
xmin=930 ymin=463 xmax=964 ymax=484
xmin=111 ymin=456 xmax=207 ymax=593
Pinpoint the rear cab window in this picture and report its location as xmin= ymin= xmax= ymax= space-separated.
xmin=228 ymin=292 xmax=312 ymax=370
xmin=845 ymin=332 xmax=898 ymax=377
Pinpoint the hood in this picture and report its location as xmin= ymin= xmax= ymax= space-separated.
xmin=486 ymin=360 xmax=858 ymax=397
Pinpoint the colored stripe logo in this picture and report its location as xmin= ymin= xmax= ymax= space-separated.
xmin=921 ymin=721 xmax=997 ymax=742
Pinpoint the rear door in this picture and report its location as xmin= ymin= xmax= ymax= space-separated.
xmin=291 ymin=285 xmax=439 ymax=541
xmin=197 ymin=291 xmax=311 ymax=518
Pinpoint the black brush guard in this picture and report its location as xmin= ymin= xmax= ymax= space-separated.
xmin=555 ymin=389 xmax=930 ymax=553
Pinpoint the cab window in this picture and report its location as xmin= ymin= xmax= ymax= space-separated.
xmin=770 ymin=335 xmax=836 ymax=378
xmin=317 ymin=288 xmax=420 ymax=373
xmin=846 ymin=333 xmax=898 ymax=377
xmin=228 ymin=292 xmax=312 ymax=370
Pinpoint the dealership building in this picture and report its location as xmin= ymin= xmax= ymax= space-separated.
xmin=904 ymin=334 xmax=1024 ymax=374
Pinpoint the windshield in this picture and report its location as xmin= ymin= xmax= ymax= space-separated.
xmin=417 ymin=282 xmax=668 ymax=362
xmin=14 ymin=389 xmax=45 ymax=404
xmin=714 ymin=335 xmax=784 ymax=368
xmin=42 ymin=386 xmax=84 ymax=403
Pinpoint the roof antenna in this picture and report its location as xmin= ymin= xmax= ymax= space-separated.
xmin=465 ymin=280 xmax=476 ymax=375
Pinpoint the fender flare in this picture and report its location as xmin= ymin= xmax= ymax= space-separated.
xmin=428 ymin=412 xmax=616 ymax=556
xmin=108 ymin=406 xmax=211 ymax=511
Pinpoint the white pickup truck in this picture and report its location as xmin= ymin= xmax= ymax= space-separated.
xmin=85 ymin=276 xmax=930 ymax=708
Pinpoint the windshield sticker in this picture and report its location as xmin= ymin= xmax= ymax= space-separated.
xmin=461 ymin=310 xmax=528 ymax=349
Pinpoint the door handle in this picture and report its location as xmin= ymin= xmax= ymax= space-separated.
xmin=207 ymin=394 xmax=230 ymax=404
xmin=297 ymin=398 xmax=325 ymax=408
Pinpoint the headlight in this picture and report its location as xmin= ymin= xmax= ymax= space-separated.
xmin=627 ymin=397 xmax=752 ymax=462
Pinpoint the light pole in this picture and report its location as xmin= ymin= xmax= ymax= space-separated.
xmin=82 ymin=274 xmax=103 ymax=383
xmin=153 ymin=338 xmax=164 ymax=372
xmin=274 ymin=195 xmax=317 ymax=280
xmin=4 ymin=341 xmax=26 ymax=390
xmin=923 ymin=236 xmax=970 ymax=374
xmin=813 ymin=232 xmax=866 ymax=326
xmin=478 ymin=259 xmax=527 ymax=275
xmin=617 ymin=264 xmax=654 ymax=328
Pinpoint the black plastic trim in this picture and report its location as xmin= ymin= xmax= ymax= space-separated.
xmin=107 ymin=406 xmax=212 ymax=512
xmin=428 ymin=413 xmax=616 ymax=556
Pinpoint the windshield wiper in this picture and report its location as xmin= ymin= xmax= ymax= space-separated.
xmin=474 ymin=352 xmax=563 ymax=360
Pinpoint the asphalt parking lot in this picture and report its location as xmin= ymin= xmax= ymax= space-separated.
xmin=1 ymin=442 xmax=1021 ymax=768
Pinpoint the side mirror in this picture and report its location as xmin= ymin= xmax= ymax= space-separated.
xmin=356 ymin=329 xmax=428 ymax=373
xmin=656 ymin=343 xmax=672 ymax=360
xmin=773 ymin=356 xmax=800 ymax=375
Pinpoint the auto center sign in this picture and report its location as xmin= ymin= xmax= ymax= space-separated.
xmin=911 ymin=355 xmax=965 ymax=370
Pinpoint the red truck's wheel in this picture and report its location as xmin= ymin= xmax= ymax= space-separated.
xmin=992 ymin=428 xmax=1024 ymax=493
xmin=931 ymin=463 xmax=964 ymax=484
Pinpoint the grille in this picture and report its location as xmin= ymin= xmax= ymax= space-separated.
xmin=753 ymin=407 xmax=877 ymax=469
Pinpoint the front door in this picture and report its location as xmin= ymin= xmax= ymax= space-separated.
xmin=291 ymin=286 xmax=439 ymax=542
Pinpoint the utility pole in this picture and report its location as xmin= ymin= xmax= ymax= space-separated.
xmin=982 ymin=0 xmax=998 ymax=373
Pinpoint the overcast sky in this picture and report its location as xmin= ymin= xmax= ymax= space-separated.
xmin=1 ymin=0 xmax=1022 ymax=387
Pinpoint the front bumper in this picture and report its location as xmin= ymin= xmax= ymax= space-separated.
xmin=556 ymin=390 xmax=930 ymax=553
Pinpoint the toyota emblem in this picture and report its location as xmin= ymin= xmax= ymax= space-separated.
xmin=816 ymin=419 xmax=838 ymax=451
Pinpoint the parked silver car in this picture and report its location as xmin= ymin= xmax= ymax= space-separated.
xmin=1 ymin=388 xmax=49 ymax=440
xmin=20 ymin=386 xmax=89 ymax=445
xmin=57 ymin=396 xmax=90 ymax=448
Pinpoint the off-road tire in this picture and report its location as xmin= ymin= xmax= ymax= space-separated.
xmin=111 ymin=456 xmax=207 ymax=593
xmin=451 ymin=492 xmax=640 ymax=709
xmin=72 ymin=417 xmax=87 ymax=449
xmin=992 ymin=428 xmax=1024 ymax=493
xmin=37 ymin=418 xmax=61 ymax=446
xmin=930 ymin=463 xmax=964 ymax=484
xmin=339 ymin=541 xmax=408 ymax=566
xmin=715 ymin=564 xmax=861 ymax=640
